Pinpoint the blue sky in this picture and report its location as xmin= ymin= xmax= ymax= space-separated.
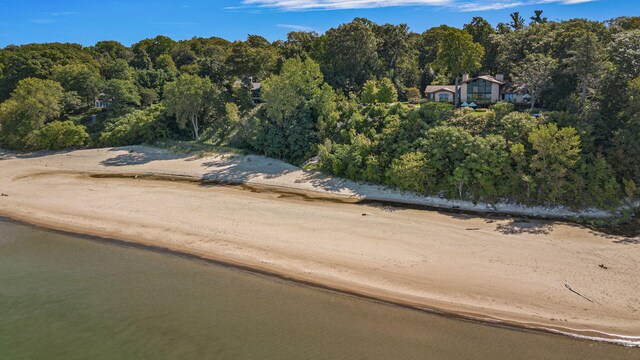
xmin=0 ymin=0 xmax=638 ymax=47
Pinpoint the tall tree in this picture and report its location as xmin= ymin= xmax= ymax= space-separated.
xmin=509 ymin=12 xmax=526 ymax=31
xmin=133 ymin=35 xmax=177 ymax=64
xmin=280 ymin=31 xmax=319 ymax=59
xmin=373 ymin=23 xmax=417 ymax=94
xmin=104 ymin=79 xmax=141 ymax=113
xmin=566 ymin=33 xmax=606 ymax=112
xmin=92 ymin=40 xmax=132 ymax=62
xmin=102 ymin=59 xmax=135 ymax=81
xmin=163 ymin=74 xmax=221 ymax=140
xmin=528 ymin=123 xmax=581 ymax=204
xmin=155 ymin=54 xmax=178 ymax=75
xmin=418 ymin=25 xmax=457 ymax=89
xmin=226 ymin=35 xmax=278 ymax=82
xmin=464 ymin=17 xmax=497 ymax=71
xmin=612 ymin=76 xmax=640 ymax=182
xmin=0 ymin=43 xmax=98 ymax=101
xmin=51 ymin=64 xmax=102 ymax=106
xmin=433 ymin=28 xmax=484 ymax=107
xmin=316 ymin=18 xmax=380 ymax=92
xmin=496 ymin=23 xmax=512 ymax=35
xmin=130 ymin=45 xmax=153 ymax=70
xmin=530 ymin=10 xmax=548 ymax=25
xmin=609 ymin=30 xmax=640 ymax=80
xmin=257 ymin=58 xmax=338 ymax=163
xmin=512 ymin=54 xmax=557 ymax=109
xmin=0 ymin=78 xmax=65 ymax=148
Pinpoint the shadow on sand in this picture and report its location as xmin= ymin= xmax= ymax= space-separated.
xmin=494 ymin=220 xmax=555 ymax=235
xmin=200 ymin=156 xmax=298 ymax=185
xmin=94 ymin=146 xmax=640 ymax=245
xmin=0 ymin=149 xmax=74 ymax=161
xmin=100 ymin=147 xmax=190 ymax=167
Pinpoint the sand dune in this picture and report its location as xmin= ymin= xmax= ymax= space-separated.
xmin=1 ymin=146 xmax=639 ymax=344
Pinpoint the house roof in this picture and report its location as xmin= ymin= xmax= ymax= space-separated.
xmin=463 ymin=75 xmax=506 ymax=85
xmin=233 ymin=80 xmax=262 ymax=91
xmin=95 ymin=93 xmax=113 ymax=101
xmin=425 ymin=85 xmax=456 ymax=94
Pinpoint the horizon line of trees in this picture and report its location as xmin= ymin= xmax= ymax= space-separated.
xmin=1 ymin=12 xmax=639 ymax=210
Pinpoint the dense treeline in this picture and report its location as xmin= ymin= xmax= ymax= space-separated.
xmin=1 ymin=13 xmax=639 ymax=210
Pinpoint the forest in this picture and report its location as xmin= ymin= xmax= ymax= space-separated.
xmin=1 ymin=12 xmax=639 ymax=210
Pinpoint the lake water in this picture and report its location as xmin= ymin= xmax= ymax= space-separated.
xmin=0 ymin=219 xmax=637 ymax=359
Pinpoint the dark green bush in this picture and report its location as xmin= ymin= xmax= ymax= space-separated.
xmin=98 ymin=104 xmax=171 ymax=146
xmin=26 ymin=120 xmax=88 ymax=150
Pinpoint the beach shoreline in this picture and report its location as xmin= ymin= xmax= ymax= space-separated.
xmin=1 ymin=146 xmax=639 ymax=345
xmin=1 ymin=213 xmax=639 ymax=347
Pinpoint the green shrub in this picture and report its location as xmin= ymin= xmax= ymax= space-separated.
xmin=98 ymin=104 xmax=170 ymax=146
xmin=490 ymin=101 xmax=515 ymax=121
xmin=386 ymin=151 xmax=428 ymax=193
xmin=489 ymin=111 xmax=540 ymax=144
xmin=450 ymin=108 xmax=495 ymax=135
xmin=26 ymin=121 xmax=88 ymax=150
xmin=360 ymin=78 xmax=398 ymax=104
xmin=405 ymin=87 xmax=422 ymax=103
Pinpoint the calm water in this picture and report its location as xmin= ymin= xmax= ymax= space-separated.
xmin=0 ymin=219 xmax=637 ymax=360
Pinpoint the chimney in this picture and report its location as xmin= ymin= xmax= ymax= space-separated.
xmin=496 ymin=74 xmax=504 ymax=81
xmin=462 ymin=74 xmax=469 ymax=82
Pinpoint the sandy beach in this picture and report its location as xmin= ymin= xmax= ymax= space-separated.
xmin=1 ymin=146 xmax=639 ymax=344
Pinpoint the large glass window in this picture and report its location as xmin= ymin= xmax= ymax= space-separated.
xmin=503 ymin=93 xmax=517 ymax=102
xmin=466 ymin=79 xmax=492 ymax=102
xmin=438 ymin=93 xmax=450 ymax=102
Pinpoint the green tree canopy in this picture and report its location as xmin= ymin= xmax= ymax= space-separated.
xmin=255 ymin=57 xmax=338 ymax=163
xmin=0 ymin=78 xmax=65 ymax=148
xmin=317 ymin=18 xmax=381 ymax=92
xmin=51 ymin=64 xmax=102 ymax=105
xmin=163 ymin=74 xmax=221 ymax=139
xmin=25 ymin=120 xmax=88 ymax=150
xmin=509 ymin=12 xmax=526 ymax=31
xmin=512 ymin=54 xmax=557 ymax=109
xmin=104 ymin=79 xmax=141 ymax=113
xmin=566 ymin=33 xmax=606 ymax=111
xmin=433 ymin=28 xmax=484 ymax=106
xmin=528 ymin=123 xmax=581 ymax=204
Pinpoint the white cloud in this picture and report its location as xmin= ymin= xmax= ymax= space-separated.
xmin=52 ymin=11 xmax=78 ymax=16
xmin=239 ymin=0 xmax=596 ymax=11
xmin=277 ymin=24 xmax=317 ymax=31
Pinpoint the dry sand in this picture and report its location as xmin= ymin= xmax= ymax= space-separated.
xmin=1 ymin=146 xmax=639 ymax=344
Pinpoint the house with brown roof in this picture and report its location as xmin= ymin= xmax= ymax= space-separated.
xmin=233 ymin=78 xmax=263 ymax=104
xmin=425 ymin=85 xmax=456 ymax=104
xmin=425 ymin=74 xmax=530 ymax=107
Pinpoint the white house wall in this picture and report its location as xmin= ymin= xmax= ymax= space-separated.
xmin=491 ymin=83 xmax=500 ymax=103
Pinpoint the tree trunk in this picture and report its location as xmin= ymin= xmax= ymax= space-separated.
xmin=454 ymin=76 xmax=459 ymax=108
xmin=581 ymin=79 xmax=587 ymax=113
xmin=392 ymin=77 xmax=405 ymax=102
xmin=190 ymin=115 xmax=199 ymax=140
xmin=531 ymin=91 xmax=536 ymax=110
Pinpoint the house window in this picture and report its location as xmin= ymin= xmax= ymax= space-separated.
xmin=503 ymin=93 xmax=517 ymax=102
xmin=438 ymin=93 xmax=449 ymax=102
xmin=467 ymin=79 xmax=492 ymax=102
